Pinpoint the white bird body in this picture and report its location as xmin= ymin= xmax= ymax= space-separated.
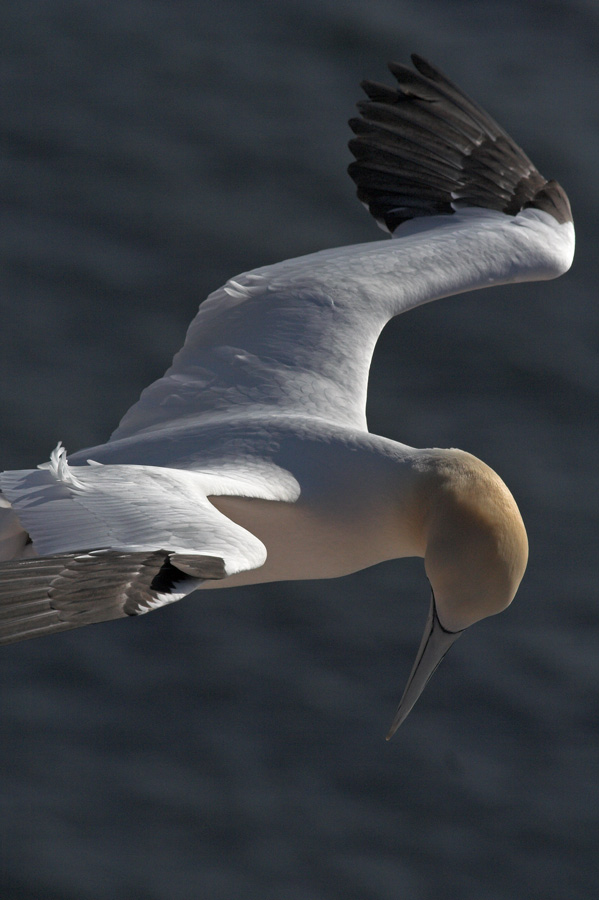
xmin=0 ymin=56 xmax=575 ymax=733
xmin=203 ymin=433 xmax=425 ymax=587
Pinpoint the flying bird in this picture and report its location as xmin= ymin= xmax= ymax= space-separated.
xmin=0 ymin=56 xmax=574 ymax=737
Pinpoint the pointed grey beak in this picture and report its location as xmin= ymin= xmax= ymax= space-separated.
xmin=386 ymin=591 xmax=464 ymax=740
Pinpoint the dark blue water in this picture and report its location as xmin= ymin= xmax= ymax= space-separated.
xmin=0 ymin=2 xmax=597 ymax=897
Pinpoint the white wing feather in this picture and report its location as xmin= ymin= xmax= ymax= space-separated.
xmin=0 ymin=445 xmax=266 ymax=576
xmin=110 ymin=210 xmax=573 ymax=442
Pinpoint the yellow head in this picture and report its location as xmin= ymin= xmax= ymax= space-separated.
xmin=423 ymin=449 xmax=528 ymax=632
xmin=387 ymin=449 xmax=528 ymax=738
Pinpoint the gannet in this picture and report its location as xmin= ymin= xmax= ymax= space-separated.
xmin=0 ymin=56 xmax=574 ymax=737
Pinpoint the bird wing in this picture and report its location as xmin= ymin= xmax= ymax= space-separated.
xmin=0 ymin=445 xmax=270 ymax=643
xmin=0 ymin=549 xmax=223 ymax=645
xmin=109 ymin=55 xmax=573 ymax=444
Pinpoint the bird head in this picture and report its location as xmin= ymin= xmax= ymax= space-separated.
xmin=387 ymin=449 xmax=528 ymax=738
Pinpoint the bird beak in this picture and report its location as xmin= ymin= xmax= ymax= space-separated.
xmin=386 ymin=591 xmax=464 ymax=739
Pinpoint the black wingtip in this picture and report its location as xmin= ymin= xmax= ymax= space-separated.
xmin=348 ymin=55 xmax=572 ymax=232
xmin=523 ymin=179 xmax=572 ymax=225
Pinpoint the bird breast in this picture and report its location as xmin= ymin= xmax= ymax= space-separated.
xmin=204 ymin=491 xmax=414 ymax=588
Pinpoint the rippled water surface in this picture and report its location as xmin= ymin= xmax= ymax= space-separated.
xmin=0 ymin=2 xmax=597 ymax=898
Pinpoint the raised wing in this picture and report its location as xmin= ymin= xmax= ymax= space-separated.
xmin=0 ymin=445 xmax=268 ymax=643
xmin=110 ymin=57 xmax=573 ymax=444
xmin=348 ymin=54 xmax=572 ymax=231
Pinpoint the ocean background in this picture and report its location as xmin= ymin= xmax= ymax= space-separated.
xmin=0 ymin=1 xmax=597 ymax=897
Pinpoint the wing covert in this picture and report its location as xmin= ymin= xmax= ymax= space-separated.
xmin=0 ymin=445 xmax=267 ymax=578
